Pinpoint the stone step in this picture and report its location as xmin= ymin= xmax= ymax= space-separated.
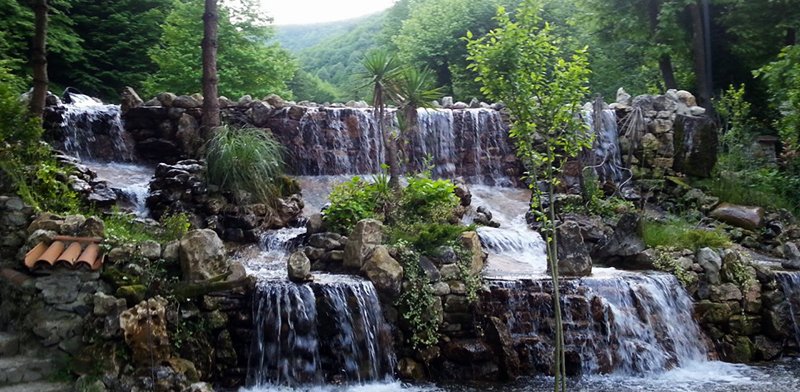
xmin=0 ymin=356 xmax=55 ymax=386
xmin=0 ymin=382 xmax=71 ymax=392
xmin=0 ymin=334 xmax=19 ymax=358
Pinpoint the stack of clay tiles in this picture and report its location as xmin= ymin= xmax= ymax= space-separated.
xmin=24 ymin=236 xmax=105 ymax=271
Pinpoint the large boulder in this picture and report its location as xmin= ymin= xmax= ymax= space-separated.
xmin=119 ymin=296 xmax=170 ymax=366
xmin=459 ymin=231 xmax=486 ymax=275
xmin=361 ymin=245 xmax=403 ymax=296
xmin=553 ymin=220 xmax=592 ymax=276
xmin=120 ymin=86 xmax=143 ymax=114
xmin=287 ymin=250 xmax=312 ymax=283
xmin=343 ymin=219 xmax=383 ymax=269
xmin=596 ymin=213 xmax=645 ymax=261
xmin=710 ymin=203 xmax=764 ymax=231
xmin=672 ymin=114 xmax=718 ymax=178
xmin=696 ymin=247 xmax=722 ymax=284
xmin=179 ymin=229 xmax=228 ymax=281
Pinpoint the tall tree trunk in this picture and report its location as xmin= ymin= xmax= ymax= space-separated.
xmin=30 ymin=0 xmax=49 ymax=119
xmin=787 ymin=28 xmax=797 ymax=46
xmin=689 ymin=1 xmax=712 ymax=109
xmin=201 ymin=0 xmax=220 ymax=136
xmin=647 ymin=0 xmax=678 ymax=90
xmin=385 ymin=105 xmax=401 ymax=190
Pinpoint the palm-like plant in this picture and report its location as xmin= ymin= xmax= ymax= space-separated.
xmin=386 ymin=66 xmax=444 ymax=176
xmin=361 ymin=50 xmax=402 ymax=188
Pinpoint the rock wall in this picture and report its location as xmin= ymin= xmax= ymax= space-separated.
xmin=122 ymin=93 xmax=520 ymax=185
xmin=612 ymin=89 xmax=718 ymax=179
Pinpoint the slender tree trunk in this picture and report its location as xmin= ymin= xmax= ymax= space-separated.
xmin=647 ymin=0 xmax=678 ymax=90
xmin=787 ymin=28 xmax=797 ymax=46
xmin=30 ymin=0 xmax=49 ymax=119
xmin=689 ymin=1 xmax=713 ymax=109
xmin=382 ymin=104 xmax=401 ymax=190
xmin=201 ymin=0 xmax=220 ymax=136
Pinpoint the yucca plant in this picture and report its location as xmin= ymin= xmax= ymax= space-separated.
xmin=205 ymin=125 xmax=284 ymax=205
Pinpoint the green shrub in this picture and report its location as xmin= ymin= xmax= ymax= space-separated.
xmin=388 ymin=223 xmax=473 ymax=256
xmin=160 ymin=212 xmax=191 ymax=242
xmin=324 ymin=172 xmax=461 ymax=237
xmin=398 ymin=175 xmax=459 ymax=225
xmin=642 ymin=219 xmax=730 ymax=251
xmin=206 ymin=126 xmax=285 ymax=205
xmin=324 ymin=176 xmax=378 ymax=234
xmin=696 ymin=170 xmax=799 ymax=216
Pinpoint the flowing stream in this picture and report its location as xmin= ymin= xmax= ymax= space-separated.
xmin=56 ymin=93 xmax=153 ymax=216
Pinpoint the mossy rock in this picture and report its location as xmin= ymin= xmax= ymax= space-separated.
xmin=116 ymin=284 xmax=146 ymax=305
xmin=730 ymin=336 xmax=755 ymax=362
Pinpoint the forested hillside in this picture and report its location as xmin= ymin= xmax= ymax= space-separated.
xmin=275 ymin=16 xmax=371 ymax=52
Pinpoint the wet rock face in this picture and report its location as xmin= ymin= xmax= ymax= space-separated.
xmin=343 ymin=219 xmax=383 ymax=269
xmin=287 ymin=250 xmax=312 ymax=283
xmin=120 ymin=296 xmax=170 ymax=366
xmin=672 ymin=114 xmax=718 ymax=178
xmin=554 ymin=220 xmax=592 ymax=277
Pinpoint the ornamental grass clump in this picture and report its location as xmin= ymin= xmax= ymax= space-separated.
xmin=205 ymin=126 xmax=284 ymax=204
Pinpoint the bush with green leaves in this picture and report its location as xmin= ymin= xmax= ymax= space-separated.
xmin=324 ymin=172 xmax=461 ymax=238
xmin=206 ymin=126 xmax=285 ymax=205
xmin=324 ymin=176 xmax=379 ymax=234
xmin=393 ymin=241 xmax=440 ymax=349
xmin=755 ymin=45 xmax=800 ymax=153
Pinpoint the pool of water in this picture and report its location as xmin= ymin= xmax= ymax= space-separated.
xmin=238 ymin=357 xmax=800 ymax=392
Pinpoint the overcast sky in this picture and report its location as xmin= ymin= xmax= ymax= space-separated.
xmin=260 ymin=0 xmax=396 ymax=25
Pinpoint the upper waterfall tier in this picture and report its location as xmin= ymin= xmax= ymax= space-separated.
xmin=264 ymin=107 xmax=519 ymax=185
xmin=45 ymin=93 xmax=135 ymax=162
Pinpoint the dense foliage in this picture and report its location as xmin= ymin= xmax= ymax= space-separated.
xmin=145 ymin=0 xmax=295 ymax=99
xmin=0 ymin=67 xmax=79 ymax=213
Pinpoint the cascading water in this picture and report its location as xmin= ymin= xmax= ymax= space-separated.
xmin=241 ymin=228 xmax=396 ymax=388
xmin=464 ymin=185 xmax=548 ymax=278
xmin=583 ymin=108 xmax=633 ymax=194
xmin=483 ymin=273 xmax=711 ymax=376
xmin=52 ymin=92 xmax=153 ymax=216
xmin=775 ymin=271 xmax=800 ymax=347
xmin=56 ymin=93 xmax=134 ymax=162
xmin=273 ymin=107 xmax=517 ymax=185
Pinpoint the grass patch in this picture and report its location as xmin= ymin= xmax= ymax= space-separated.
xmin=695 ymin=170 xmax=800 ymax=216
xmin=206 ymin=125 xmax=285 ymax=205
xmin=104 ymin=210 xmax=191 ymax=245
xmin=642 ymin=219 xmax=730 ymax=251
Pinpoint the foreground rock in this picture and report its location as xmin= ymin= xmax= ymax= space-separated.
xmin=710 ymin=203 xmax=764 ymax=231
xmin=179 ymin=229 xmax=229 ymax=281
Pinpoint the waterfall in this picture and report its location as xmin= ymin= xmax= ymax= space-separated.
xmin=583 ymin=108 xmax=628 ymax=188
xmin=242 ymin=228 xmax=396 ymax=387
xmin=775 ymin=271 xmax=800 ymax=347
xmin=484 ymin=273 xmax=711 ymax=376
xmin=57 ymin=93 xmax=134 ymax=162
xmin=465 ymin=185 xmax=548 ymax=278
xmin=276 ymin=107 xmax=515 ymax=185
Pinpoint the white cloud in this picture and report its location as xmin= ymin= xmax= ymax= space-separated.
xmin=260 ymin=0 xmax=396 ymax=25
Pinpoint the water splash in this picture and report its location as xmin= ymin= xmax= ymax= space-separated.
xmin=89 ymin=162 xmax=154 ymax=218
xmin=485 ymin=273 xmax=711 ymax=376
xmin=241 ymin=227 xmax=396 ymax=387
xmin=58 ymin=92 xmax=134 ymax=162
xmin=583 ymin=108 xmax=629 ymax=189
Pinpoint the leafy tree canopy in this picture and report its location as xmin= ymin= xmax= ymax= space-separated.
xmin=145 ymin=0 xmax=296 ymax=99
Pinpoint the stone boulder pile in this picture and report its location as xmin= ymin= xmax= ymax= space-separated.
xmin=146 ymin=160 xmax=304 ymax=243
